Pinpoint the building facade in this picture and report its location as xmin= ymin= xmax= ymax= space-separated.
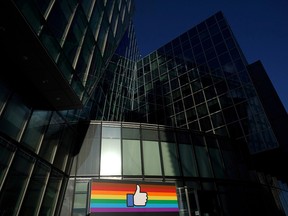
xmin=0 ymin=0 xmax=288 ymax=216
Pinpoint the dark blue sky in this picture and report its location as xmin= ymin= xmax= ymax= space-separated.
xmin=133 ymin=0 xmax=288 ymax=112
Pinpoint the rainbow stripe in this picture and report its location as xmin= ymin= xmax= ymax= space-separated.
xmin=90 ymin=181 xmax=179 ymax=213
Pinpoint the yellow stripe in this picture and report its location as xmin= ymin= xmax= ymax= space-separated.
xmin=147 ymin=195 xmax=177 ymax=200
xmin=91 ymin=194 xmax=126 ymax=199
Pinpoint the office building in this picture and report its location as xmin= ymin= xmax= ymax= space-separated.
xmin=0 ymin=0 xmax=288 ymax=215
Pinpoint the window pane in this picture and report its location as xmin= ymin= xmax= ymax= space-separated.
xmin=142 ymin=129 xmax=158 ymax=140
xmin=0 ymin=95 xmax=30 ymax=140
xmin=0 ymin=141 xmax=15 ymax=184
xmin=195 ymin=146 xmax=213 ymax=178
xmin=122 ymin=128 xmax=140 ymax=139
xmin=100 ymin=138 xmax=121 ymax=175
xmin=39 ymin=170 xmax=63 ymax=216
xmin=161 ymin=142 xmax=180 ymax=176
xmin=39 ymin=112 xmax=64 ymax=162
xmin=209 ymin=148 xmax=225 ymax=178
xmin=123 ymin=140 xmax=141 ymax=175
xmin=143 ymin=141 xmax=162 ymax=175
xmin=179 ymin=143 xmax=198 ymax=177
xmin=19 ymin=161 xmax=50 ymax=215
xmin=0 ymin=150 xmax=34 ymax=215
xmin=22 ymin=111 xmax=51 ymax=152
xmin=102 ymin=126 xmax=121 ymax=139
xmin=0 ymin=83 xmax=11 ymax=113
xmin=76 ymin=124 xmax=101 ymax=175
xmin=53 ymin=126 xmax=74 ymax=171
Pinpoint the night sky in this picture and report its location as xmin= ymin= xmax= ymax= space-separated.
xmin=133 ymin=0 xmax=288 ymax=112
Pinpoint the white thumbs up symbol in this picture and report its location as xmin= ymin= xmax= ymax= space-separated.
xmin=134 ymin=185 xmax=148 ymax=206
xmin=126 ymin=184 xmax=148 ymax=207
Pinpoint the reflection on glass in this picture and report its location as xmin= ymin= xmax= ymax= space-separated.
xmin=0 ymin=150 xmax=34 ymax=215
xmin=0 ymin=95 xmax=30 ymax=140
xmin=179 ymin=143 xmax=198 ymax=177
xmin=22 ymin=111 xmax=51 ymax=152
xmin=195 ymin=146 xmax=213 ymax=178
xmin=39 ymin=170 xmax=63 ymax=216
xmin=19 ymin=161 xmax=50 ymax=215
xmin=161 ymin=142 xmax=180 ymax=176
xmin=143 ymin=141 xmax=162 ymax=175
xmin=102 ymin=126 xmax=121 ymax=139
xmin=123 ymin=140 xmax=141 ymax=175
xmin=100 ymin=138 xmax=121 ymax=175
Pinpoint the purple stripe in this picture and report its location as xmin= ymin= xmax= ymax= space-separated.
xmin=91 ymin=208 xmax=179 ymax=212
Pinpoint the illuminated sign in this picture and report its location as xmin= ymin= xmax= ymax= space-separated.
xmin=90 ymin=181 xmax=179 ymax=215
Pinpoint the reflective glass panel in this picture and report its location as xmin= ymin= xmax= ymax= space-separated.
xmin=0 ymin=150 xmax=34 ymax=215
xmin=161 ymin=142 xmax=180 ymax=176
xmin=0 ymin=95 xmax=30 ymax=140
xmin=142 ymin=141 xmax=162 ymax=175
xmin=100 ymin=138 xmax=121 ymax=175
xmin=195 ymin=145 xmax=213 ymax=178
xmin=22 ymin=110 xmax=51 ymax=152
xmin=179 ymin=143 xmax=198 ymax=177
xmin=19 ymin=161 xmax=50 ymax=215
xmin=39 ymin=170 xmax=63 ymax=216
xmin=123 ymin=140 xmax=141 ymax=175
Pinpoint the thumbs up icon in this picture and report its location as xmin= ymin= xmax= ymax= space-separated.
xmin=127 ymin=185 xmax=148 ymax=207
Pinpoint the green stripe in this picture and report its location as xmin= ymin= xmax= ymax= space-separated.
xmin=147 ymin=200 xmax=178 ymax=204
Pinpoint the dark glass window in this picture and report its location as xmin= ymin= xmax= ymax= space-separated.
xmin=223 ymin=107 xmax=238 ymax=124
xmin=202 ymin=39 xmax=213 ymax=50
xmin=122 ymin=128 xmax=140 ymax=139
xmin=0 ymin=95 xmax=31 ymax=140
xmin=182 ymin=85 xmax=192 ymax=97
xmin=215 ymin=42 xmax=228 ymax=55
xmin=22 ymin=111 xmax=51 ymax=152
xmin=0 ymin=142 xmax=15 ymax=186
xmin=212 ymin=33 xmax=223 ymax=45
xmin=19 ymin=162 xmax=50 ymax=215
xmin=186 ymin=108 xmax=197 ymax=122
xmin=200 ymin=117 xmax=212 ymax=131
xmin=197 ymin=104 xmax=208 ymax=118
xmin=211 ymin=112 xmax=225 ymax=128
xmin=227 ymin=122 xmax=243 ymax=138
xmin=191 ymin=80 xmax=202 ymax=93
xmin=0 ymin=151 xmax=34 ymax=215
xmin=205 ymin=48 xmax=217 ymax=60
xmin=39 ymin=170 xmax=63 ymax=215
xmin=215 ymin=81 xmax=228 ymax=95
xmin=190 ymin=36 xmax=200 ymax=47
xmin=194 ymin=91 xmax=205 ymax=104
xmin=184 ymin=96 xmax=194 ymax=109
xmin=208 ymin=99 xmax=220 ymax=113
xmin=142 ymin=129 xmax=158 ymax=140
xmin=161 ymin=142 xmax=181 ymax=176
xmin=179 ymin=143 xmax=198 ymax=176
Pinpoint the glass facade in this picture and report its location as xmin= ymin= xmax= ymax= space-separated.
xmin=1 ymin=0 xmax=288 ymax=215
xmin=133 ymin=12 xmax=277 ymax=154
xmin=67 ymin=121 xmax=288 ymax=215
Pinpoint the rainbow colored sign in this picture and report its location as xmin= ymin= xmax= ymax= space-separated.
xmin=90 ymin=181 xmax=179 ymax=213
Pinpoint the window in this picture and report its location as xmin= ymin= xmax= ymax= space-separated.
xmin=123 ymin=140 xmax=141 ymax=175
xmin=161 ymin=142 xmax=180 ymax=176
xmin=143 ymin=141 xmax=162 ymax=176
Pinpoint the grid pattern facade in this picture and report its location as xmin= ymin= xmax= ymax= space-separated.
xmin=134 ymin=12 xmax=277 ymax=154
